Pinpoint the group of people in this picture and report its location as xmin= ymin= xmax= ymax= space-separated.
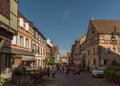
xmin=65 ymin=66 xmax=81 ymax=76
xmin=46 ymin=65 xmax=81 ymax=80
xmin=46 ymin=66 xmax=56 ymax=80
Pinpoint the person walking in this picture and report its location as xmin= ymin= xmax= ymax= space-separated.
xmin=65 ymin=66 xmax=70 ymax=75
xmin=71 ymin=66 xmax=76 ymax=76
xmin=46 ymin=67 xmax=50 ymax=79
xmin=51 ymin=67 xmax=56 ymax=80
xmin=76 ymin=67 xmax=80 ymax=75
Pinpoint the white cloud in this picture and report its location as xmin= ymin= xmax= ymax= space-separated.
xmin=61 ymin=10 xmax=71 ymax=20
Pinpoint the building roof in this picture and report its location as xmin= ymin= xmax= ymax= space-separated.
xmin=33 ymin=26 xmax=46 ymax=40
xmin=90 ymin=19 xmax=120 ymax=34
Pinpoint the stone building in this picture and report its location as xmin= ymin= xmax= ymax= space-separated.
xmin=71 ymin=35 xmax=86 ymax=67
xmin=86 ymin=19 xmax=120 ymax=70
xmin=32 ymin=26 xmax=46 ymax=69
xmin=11 ymin=12 xmax=35 ymax=69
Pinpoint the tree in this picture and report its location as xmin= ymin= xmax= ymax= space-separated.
xmin=44 ymin=51 xmax=55 ymax=66
xmin=44 ymin=58 xmax=49 ymax=66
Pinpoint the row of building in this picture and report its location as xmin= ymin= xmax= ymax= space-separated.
xmin=71 ymin=18 xmax=120 ymax=71
xmin=0 ymin=0 xmax=59 ymax=79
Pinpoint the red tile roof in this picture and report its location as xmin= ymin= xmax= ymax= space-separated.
xmin=90 ymin=19 xmax=120 ymax=34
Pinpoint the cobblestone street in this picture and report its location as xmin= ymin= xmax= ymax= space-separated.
xmin=36 ymin=72 xmax=119 ymax=86
xmin=3 ymin=71 xmax=119 ymax=86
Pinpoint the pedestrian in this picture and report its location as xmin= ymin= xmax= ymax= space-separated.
xmin=65 ymin=66 xmax=70 ymax=74
xmin=71 ymin=66 xmax=76 ymax=76
xmin=62 ymin=66 xmax=65 ymax=73
xmin=76 ymin=67 xmax=80 ymax=75
xmin=51 ymin=67 xmax=56 ymax=80
xmin=46 ymin=67 xmax=50 ymax=79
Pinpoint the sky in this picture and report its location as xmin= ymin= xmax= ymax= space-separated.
xmin=19 ymin=0 xmax=120 ymax=55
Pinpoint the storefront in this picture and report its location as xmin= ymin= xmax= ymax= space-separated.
xmin=0 ymin=37 xmax=12 ymax=79
xmin=11 ymin=48 xmax=36 ymax=69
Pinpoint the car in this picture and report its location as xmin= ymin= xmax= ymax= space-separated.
xmin=92 ymin=67 xmax=105 ymax=78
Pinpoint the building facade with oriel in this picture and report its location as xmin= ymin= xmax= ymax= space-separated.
xmin=0 ymin=0 xmax=18 ymax=79
xmin=86 ymin=19 xmax=120 ymax=71
xmin=32 ymin=26 xmax=46 ymax=69
xmin=11 ymin=12 xmax=35 ymax=69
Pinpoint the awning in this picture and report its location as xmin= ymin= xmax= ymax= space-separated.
xmin=12 ymin=48 xmax=34 ymax=56
xmin=22 ymin=55 xmax=36 ymax=61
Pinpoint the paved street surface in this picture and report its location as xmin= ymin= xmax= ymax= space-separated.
xmin=37 ymin=72 xmax=119 ymax=86
xmin=3 ymin=72 xmax=119 ymax=86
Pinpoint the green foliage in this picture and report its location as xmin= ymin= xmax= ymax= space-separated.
xmin=104 ymin=69 xmax=120 ymax=84
xmin=44 ymin=58 xmax=49 ymax=65
xmin=44 ymin=51 xmax=55 ymax=66
xmin=0 ymin=77 xmax=4 ymax=84
xmin=12 ymin=65 xmax=26 ymax=76
xmin=49 ymin=57 xmax=55 ymax=65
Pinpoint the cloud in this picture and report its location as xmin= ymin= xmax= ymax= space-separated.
xmin=61 ymin=10 xmax=71 ymax=20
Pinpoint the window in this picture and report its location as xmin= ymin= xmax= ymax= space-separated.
xmin=118 ymin=48 xmax=120 ymax=53
xmin=20 ymin=35 xmax=24 ymax=47
xmin=17 ymin=35 xmax=20 ymax=46
xmin=101 ymin=59 xmax=104 ymax=65
xmin=92 ymin=59 xmax=96 ymax=65
xmin=105 ymin=48 xmax=108 ymax=54
xmin=25 ymin=38 xmax=29 ymax=48
xmin=104 ymin=35 xmax=110 ymax=44
xmin=105 ymin=48 xmax=111 ymax=54
xmin=101 ymin=59 xmax=107 ymax=65
xmin=33 ymin=44 xmax=36 ymax=52
xmin=19 ymin=18 xmax=24 ymax=27
xmin=92 ymin=30 xmax=94 ymax=34
xmin=87 ymin=50 xmax=90 ymax=55
xmin=88 ymin=60 xmax=90 ymax=65
xmin=0 ymin=0 xmax=10 ymax=19
xmin=25 ymin=23 xmax=29 ymax=31
xmin=38 ymin=46 xmax=40 ymax=53
xmin=35 ymin=32 xmax=38 ymax=38
xmin=113 ymin=47 xmax=116 ymax=52
xmin=108 ymin=48 xmax=111 ymax=54
xmin=12 ymin=36 xmax=16 ymax=45
xmin=92 ymin=48 xmax=96 ymax=54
